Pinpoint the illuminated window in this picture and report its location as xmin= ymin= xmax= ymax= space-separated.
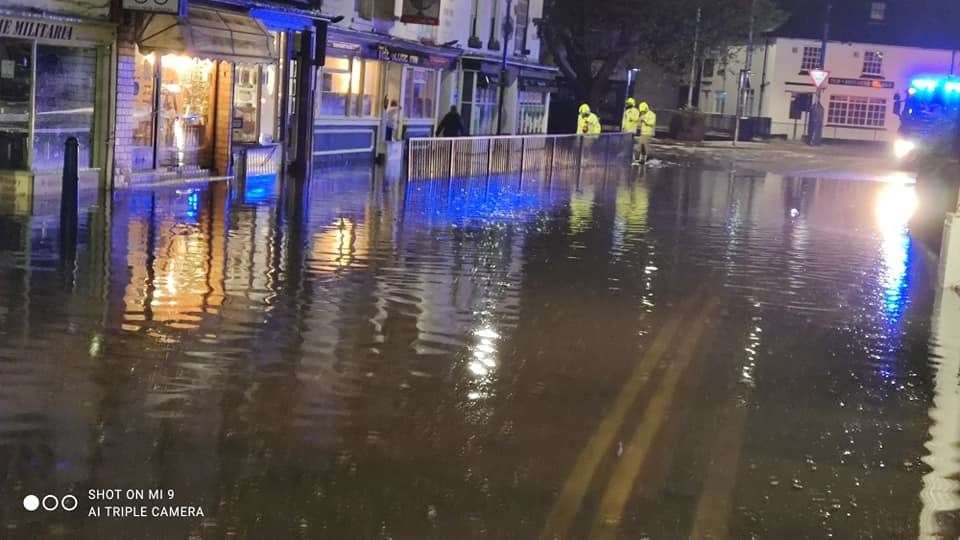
xmin=828 ymin=95 xmax=886 ymax=127
xmin=403 ymin=68 xmax=437 ymax=119
xmin=862 ymin=50 xmax=883 ymax=75
xmin=801 ymin=46 xmax=822 ymax=71
xmin=870 ymin=2 xmax=886 ymax=21
xmin=317 ymin=56 xmax=381 ymax=118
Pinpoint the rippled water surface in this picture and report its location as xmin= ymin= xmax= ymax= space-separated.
xmin=0 ymin=162 xmax=958 ymax=538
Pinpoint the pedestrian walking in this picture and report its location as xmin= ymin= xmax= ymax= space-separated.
xmin=577 ymin=103 xmax=601 ymax=135
xmin=435 ymin=106 xmax=466 ymax=137
xmin=636 ymin=101 xmax=657 ymax=164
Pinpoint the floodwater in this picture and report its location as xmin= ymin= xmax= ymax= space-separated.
xmin=0 ymin=159 xmax=958 ymax=539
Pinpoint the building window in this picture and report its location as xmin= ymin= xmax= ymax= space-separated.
xmin=801 ymin=46 xmax=822 ymax=71
xmin=317 ymin=56 xmax=381 ymax=118
xmin=0 ymin=38 xmax=34 ymax=171
xmin=870 ymin=2 xmax=886 ymax=20
xmin=513 ymin=0 xmax=530 ymax=55
xmin=702 ymin=58 xmax=715 ymax=78
xmin=828 ymin=95 xmax=886 ymax=127
xmin=403 ymin=68 xmax=437 ymax=119
xmin=517 ymin=90 xmax=546 ymax=134
xmin=862 ymin=50 xmax=883 ymax=76
xmin=460 ymin=71 xmax=499 ymax=135
xmin=34 ymin=45 xmax=97 ymax=172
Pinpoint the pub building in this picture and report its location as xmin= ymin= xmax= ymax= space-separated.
xmin=313 ymin=25 xmax=460 ymax=164
xmin=114 ymin=0 xmax=329 ymax=186
xmin=0 ymin=0 xmax=116 ymax=213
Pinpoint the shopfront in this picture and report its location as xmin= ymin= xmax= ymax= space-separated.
xmin=125 ymin=5 xmax=280 ymax=179
xmin=516 ymin=69 xmax=557 ymax=135
xmin=0 ymin=10 xmax=114 ymax=193
xmin=314 ymin=28 xmax=459 ymax=163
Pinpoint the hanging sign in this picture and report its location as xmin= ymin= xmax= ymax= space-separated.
xmin=400 ymin=0 xmax=441 ymax=26
xmin=809 ymin=69 xmax=829 ymax=89
xmin=122 ymin=0 xmax=180 ymax=15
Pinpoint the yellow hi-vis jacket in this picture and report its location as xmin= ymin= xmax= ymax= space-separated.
xmin=639 ymin=109 xmax=657 ymax=137
xmin=578 ymin=113 xmax=601 ymax=135
xmin=622 ymin=107 xmax=640 ymax=133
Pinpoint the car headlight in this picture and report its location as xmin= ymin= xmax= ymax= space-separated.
xmin=893 ymin=138 xmax=917 ymax=159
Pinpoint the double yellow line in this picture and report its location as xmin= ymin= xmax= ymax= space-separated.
xmin=541 ymin=294 xmax=719 ymax=540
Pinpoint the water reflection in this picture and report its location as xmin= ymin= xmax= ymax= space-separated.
xmin=0 ymin=162 xmax=953 ymax=538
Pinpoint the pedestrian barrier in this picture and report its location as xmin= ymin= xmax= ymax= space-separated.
xmin=406 ymin=133 xmax=634 ymax=182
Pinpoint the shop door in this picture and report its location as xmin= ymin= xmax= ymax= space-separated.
xmin=0 ymin=38 xmax=33 ymax=171
xmin=156 ymin=55 xmax=215 ymax=169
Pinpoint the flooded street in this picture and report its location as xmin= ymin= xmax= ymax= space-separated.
xmin=0 ymin=158 xmax=958 ymax=538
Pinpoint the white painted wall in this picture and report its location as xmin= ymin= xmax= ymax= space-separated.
xmin=718 ymin=37 xmax=960 ymax=142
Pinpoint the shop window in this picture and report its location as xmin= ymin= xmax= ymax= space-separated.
xmin=460 ymin=70 xmax=498 ymax=135
xmin=233 ymin=62 xmax=280 ymax=145
xmin=403 ymin=68 xmax=437 ymax=119
xmin=517 ymin=90 xmax=545 ymax=134
xmin=133 ymin=49 xmax=157 ymax=171
xmin=361 ymin=60 xmax=380 ymax=117
xmin=828 ymin=95 xmax=886 ymax=127
xmin=157 ymin=54 xmax=216 ymax=169
xmin=317 ymin=56 xmax=380 ymax=118
xmin=319 ymin=56 xmax=351 ymax=116
xmin=33 ymin=46 xmax=97 ymax=172
xmin=0 ymin=38 xmax=33 ymax=171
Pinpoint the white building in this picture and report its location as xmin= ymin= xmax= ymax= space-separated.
xmin=701 ymin=0 xmax=960 ymax=142
xmin=315 ymin=0 xmax=556 ymax=163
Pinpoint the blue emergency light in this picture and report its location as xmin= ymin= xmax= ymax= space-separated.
xmin=911 ymin=78 xmax=939 ymax=91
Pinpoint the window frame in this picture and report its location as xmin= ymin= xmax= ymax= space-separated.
xmin=827 ymin=94 xmax=887 ymax=127
xmin=862 ymin=50 xmax=883 ymax=76
xmin=800 ymin=46 xmax=822 ymax=72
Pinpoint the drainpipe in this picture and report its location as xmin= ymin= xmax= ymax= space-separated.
xmin=758 ymin=37 xmax=770 ymax=117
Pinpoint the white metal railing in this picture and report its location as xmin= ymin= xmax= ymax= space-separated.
xmin=406 ymin=133 xmax=634 ymax=182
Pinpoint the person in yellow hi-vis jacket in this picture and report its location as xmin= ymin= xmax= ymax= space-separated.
xmin=621 ymin=98 xmax=640 ymax=134
xmin=577 ymin=104 xmax=601 ymax=135
xmin=636 ymin=101 xmax=657 ymax=164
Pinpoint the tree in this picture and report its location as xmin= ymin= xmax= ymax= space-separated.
xmin=539 ymin=0 xmax=784 ymax=107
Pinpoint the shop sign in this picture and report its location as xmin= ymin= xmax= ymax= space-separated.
xmin=328 ymin=40 xmax=362 ymax=55
xmin=518 ymin=76 xmax=558 ymax=93
xmin=122 ymin=0 xmax=180 ymax=15
xmin=0 ymin=17 xmax=78 ymax=41
xmin=829 ymin=77 xmax=894 ymax=89
xmin=367 ymin=44 xmax=454 ymax=69
xmin=400 ymin=0 xmax=441 ymax=26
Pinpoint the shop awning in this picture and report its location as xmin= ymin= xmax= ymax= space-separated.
xmin=138 ymin=6 xmax=277 ymax=64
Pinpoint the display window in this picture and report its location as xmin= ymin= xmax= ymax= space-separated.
xmin=517 ymin=90 xmax=546 ymax=134
xmin=233 ymin=63 xmax=279 ymax=144
xmin=316 ymin=56 xmax=381 ymax=118
xmin=0 ymin=38 xmax=33 ymax=171
xmin=0 ymin=38 xmax=100 ymax=173
xmin=460 ymin=70 xmax=498 ymax=135
xmin=403 ymin=68 xmax=437 ymax=119
xmin=157 ymin=54 xmax=215 ymax=169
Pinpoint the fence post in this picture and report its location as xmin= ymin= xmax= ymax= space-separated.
xmin=518 ymin=138 xmax=525 ymax=188
xmin=486 ymin=139 xmax=494 ymax=177
xmin=448 ymin=139 xmax=455 ymax=180
xmin=59 ymin=137 xmax=79 ymax=260
xmin=547 ymin=137 xmax=555 ymax=186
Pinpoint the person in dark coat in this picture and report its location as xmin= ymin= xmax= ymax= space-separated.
xmin=436 ymin=106 xmax=466 ymax=137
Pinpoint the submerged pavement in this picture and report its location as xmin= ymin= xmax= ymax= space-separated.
xmin=0 ymin=155 xmax=958 ymax=538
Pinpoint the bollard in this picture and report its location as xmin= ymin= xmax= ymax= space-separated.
xmin=59 ymin=137 xmax=79 ymax=259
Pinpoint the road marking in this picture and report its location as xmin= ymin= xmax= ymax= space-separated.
xmin=589 ymin=299 xmax=718 ymax=540
xmin=687 ymin=397 xmax=749 ymax=540
xmin=540 ymin=294 xmax=701 ymax=540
